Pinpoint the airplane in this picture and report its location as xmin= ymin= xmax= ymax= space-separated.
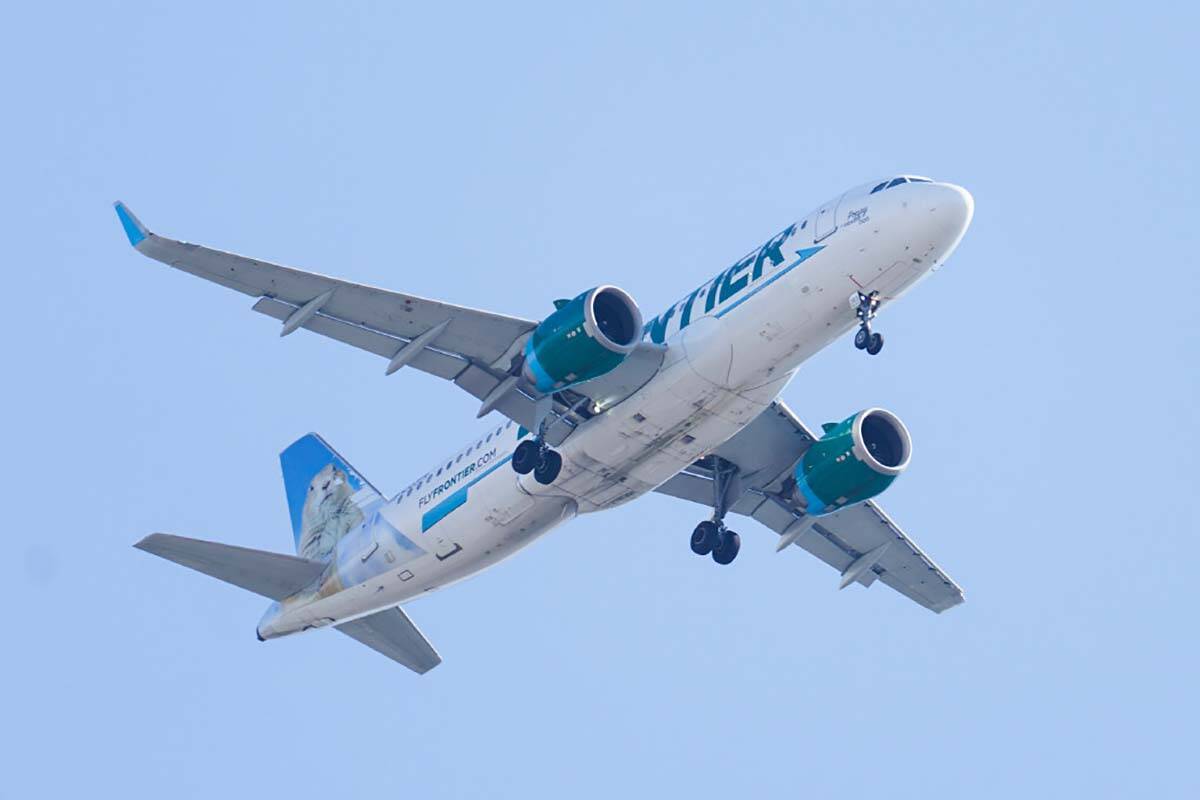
xmin=118 ymin=173 xmax=973 ymax=673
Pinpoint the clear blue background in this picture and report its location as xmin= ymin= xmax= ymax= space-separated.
xmin=4 ymin=2 xmax=1197 ymax=796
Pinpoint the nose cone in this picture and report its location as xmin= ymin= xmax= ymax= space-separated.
xmin=930 ymin=182 xmax=974 ymax=249
xmin=939 ymin=182 xmax=974 ymax=231
xmin=897 ymin=181 xmax=972 ymax=266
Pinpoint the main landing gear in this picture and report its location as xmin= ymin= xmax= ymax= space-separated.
xmin=691 ymin=521 xmax=741 ymax=565
xmin=854 ymin=290 xmax=885 ymax=356
xmin=689 ymin=457 xmax=741 ymax=565
xmin=512 ymin=438 xmax=562 ymax=484
xmin=512 ymin=404 xmax=564 ymax=488
xmin=511 ymin=394 xmax=594 ymax=485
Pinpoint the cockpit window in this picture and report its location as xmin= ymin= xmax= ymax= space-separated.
xmin=872 ymin=175 xmax=933 ymax=194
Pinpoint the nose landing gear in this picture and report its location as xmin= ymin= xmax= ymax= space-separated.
xmin=854 ymin=291 xmax=884 ymax=355
xmin=689 ymin=457 xmax=742 ymax=565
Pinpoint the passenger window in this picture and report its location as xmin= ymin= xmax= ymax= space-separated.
xmin=455 ymin=453 xmax=463 ymax=464
xmin=485 ymin=432 xmax=492 ymax=443
xmin=887 ymin=177 xmax=907 ymax=188
xmin=800 ymin=219 xmax=807 ymax=229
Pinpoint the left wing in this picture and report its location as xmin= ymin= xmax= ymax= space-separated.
xmin=655 ymin=401 xmax=965 ymax=613
xmin=113 ymin=202 xmax=663 ymax=442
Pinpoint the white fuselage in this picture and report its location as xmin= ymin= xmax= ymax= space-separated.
xmin=257 ymin=177 xmax=973 ymax=638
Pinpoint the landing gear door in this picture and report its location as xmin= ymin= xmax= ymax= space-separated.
xmin=813 ymin=193 xmax=843 ymax=242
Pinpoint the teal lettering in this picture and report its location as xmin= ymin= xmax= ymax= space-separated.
xmin=752 ymin=224 xmax=796 ymax=280
xmin=678 ymin=287 xmax=703 ymax=329
xmin=647 ymin=304 xmax=676 ymax=344
xmin=704 ymin=276 xmax=722 ymax=313
xmin=720 ymin=255 xmax=753 ymax=302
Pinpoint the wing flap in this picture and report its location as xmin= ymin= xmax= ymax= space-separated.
xmin=134 ymin=533 xmax=326 ymax=601
xmin=336 ymin=607 xmax=442 ymax=674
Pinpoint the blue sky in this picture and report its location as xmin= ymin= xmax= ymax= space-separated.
xmin=4 ymin=2 xmax=1197 ymax=797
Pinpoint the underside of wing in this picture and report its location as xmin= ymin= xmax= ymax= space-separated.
xmin=655 ymin=400 xmax=964 ymax=613
xmin=113 ymin=203 xmax=664 ymax=442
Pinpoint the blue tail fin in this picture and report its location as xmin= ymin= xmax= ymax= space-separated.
xmin=280 ymin=434 xmax=383 ymax=561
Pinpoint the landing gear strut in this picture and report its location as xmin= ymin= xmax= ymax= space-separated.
xmin=689 ymin=457 xmax=741 ymax=565
xmin=854 ymin=290 xmax=884 ymax=356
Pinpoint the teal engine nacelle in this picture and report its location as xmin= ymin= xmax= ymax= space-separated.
xmin=522 ymin=286 xmax=643 ymax=393
xmin=792 ymin=408 xmax=912 ymax=516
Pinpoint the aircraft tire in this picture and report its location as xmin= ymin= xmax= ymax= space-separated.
xmin=513 ymin=440 xmax=539 ymax=474
xmin=712 ymin=530 xmax=741 ymax=565
xmin=691 ymin=521 xmax=720 ymax=555
xmin=866 ymin=332 xmax=884 ymax=355
xmin=533 ymin=449 xmax=562 ymax=484
xmin=854 ymin=328 xmax=870 ymax=349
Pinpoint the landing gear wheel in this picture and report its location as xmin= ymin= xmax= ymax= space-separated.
xmin=866 ymin=332 xmax=884 ymax=355
xmin=712 ymin=530 xmax=741 ymax=565
xmin=690 ymin=521 xmax=720 ymax=555
xmin=512 ymin=440 xmax=539 ymax=475
xmin=533 ymin=449 xmax=563 ymax=485
xmin=854 ymin=327 xmax=870 ymax=350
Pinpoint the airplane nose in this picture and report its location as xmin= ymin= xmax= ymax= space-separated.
xmin=943 ymin=183 xmax=974 ymax=229
xmin=914 ymin=182 xmax=974 ymax=262
xmin=932 ymin=182 xmax=974 ymax=241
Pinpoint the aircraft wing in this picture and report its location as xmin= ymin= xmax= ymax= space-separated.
xmin=654 ymin=401 xmax=964 ymax=613
xmin=113 ymin=202 xmax=663 ymax=442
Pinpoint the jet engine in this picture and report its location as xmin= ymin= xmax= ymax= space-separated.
xmin=792 ymin=408 xmax=911 ymax=516
xmin=522 ymin=286 xmax=643 ymax=393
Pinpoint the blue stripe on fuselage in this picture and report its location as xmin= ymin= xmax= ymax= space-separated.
xmin=420 ymin=453 xmax=514 ymax=532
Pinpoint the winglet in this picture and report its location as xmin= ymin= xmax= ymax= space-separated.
xmin=113 ymin=201 xmax=150 ymax=247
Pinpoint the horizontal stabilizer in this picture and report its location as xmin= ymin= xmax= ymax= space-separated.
xmin=336 ymin=607 xmax=442 ymax=674
xmin=134 ymin=533 xmax=326 ymax=601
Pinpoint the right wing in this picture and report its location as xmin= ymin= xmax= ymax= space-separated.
xmin=336 ymin=607 xmax=442 ymax=674
xmin=113 ymin=202 xmax=664 ymax=442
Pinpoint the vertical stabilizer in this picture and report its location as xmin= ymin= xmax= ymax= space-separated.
xmin=280 ymin=434 xmax=383 ymax=561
